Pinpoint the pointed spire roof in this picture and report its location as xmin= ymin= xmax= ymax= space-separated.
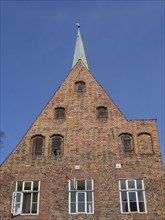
xmin=72 ymin=23 xmax=89 ymax=69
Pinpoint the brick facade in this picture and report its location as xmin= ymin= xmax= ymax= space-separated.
xmin=0 ymin=60 xmax=165 ymax=220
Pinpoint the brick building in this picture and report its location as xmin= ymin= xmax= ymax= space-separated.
xmin=0 ymin=25 xmax=165 ymax=220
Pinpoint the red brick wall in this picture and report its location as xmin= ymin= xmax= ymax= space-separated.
xmin=1 ymin=61 xmax=164 ymax=220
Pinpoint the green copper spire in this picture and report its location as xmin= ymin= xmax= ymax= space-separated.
xmin=72 ymin=23 xmax=89 ymax=69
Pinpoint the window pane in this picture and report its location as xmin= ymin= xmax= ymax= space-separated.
xmin=70 ymin=180 xmax=75 ymax=190
xmin=120 ymin=180 xmax=126 ymax=189
xmin=52 ymin=136 xmax=62 ymax=156
xmin=77 ymin=180 xmax=85 ymax=190
xmin=22 ymin=193 xmax=31 ymax=213
xmin=138 ymin=191 xmax=144 ymax=201
xmin=12 ymin=192 xmax=22 ymax=214
xmin=128 ymin=180 xmax=135 ymax=189
xmin=139 ymin=202 xmax=145 ymax=212
xmin=35 ymin=145 xmax=42 ymax=155
xmin=52 ymin=137 xmax=61 ymax=147
xmin=121 ymin=135 xmax=132 ymax=153
xmin=16 ymin=193 xmax=22 ymax=202
xmin=32 ymin=203 xmax=37 ymax=213
xmin=87 ymin=202 xmax=93 ymax=213
xmin=24 ymin=182 xmax=31 ymax=191
xmin=78 ymin=192 xmax=85 ymax=212
xmin=70 ymin=203 xmax=76 ymax=213
xmin=76 ymin=82 xmax=85 ymax=92
xmin=137 ymin=180 xmax=143 ymax=189
xmin=33 ymin=181 xmax=39 ymax=191
xmin=17 ymin=181 xmax=23 ymax=191
xmin=87 ymin=192 xmax=92 ymax=202
xmin=55 ymin=108 xmax=65 ymax=119
xmin=97 ymin=107 xmax=107 ymax=118
xmin=121 ymin=191 xmax=127 ymax=202
xmin=32 ymin=193 xmax=38 ymax=203
xmin=86 ymin=180 xmax=92 ymax=190
xmin=78 ymin=193 xmax=85 ymax=202
xmin=129 ymin=192 xmax=136 ymax=201
xmin=78 ymin=203 xmax=85 ymax=212
xmin=130 ymin=202 xmax=137 ymax=212
xmin=33 ymin=137 xmax=43 ymax=155
xmin=122 ymin=202 xmax=129 ymax=213
xmin=15 ymin=204 xmax=22 ymax=213
xmin=70 ymin=192 xmax=76 ymax=202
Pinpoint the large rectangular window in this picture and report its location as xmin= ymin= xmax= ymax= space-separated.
xmin=119 ymin=179 xmax=147 ymax=214
xmin=11 ymin=180 xmax=40 ymax=216
xmin=69 ymin=179 xmax=94 ymax=214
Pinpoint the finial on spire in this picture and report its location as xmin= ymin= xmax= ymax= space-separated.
xmin=72 ymin=24 xmax=89 ymax=69
xmin=76 ymin=23 xmax=80 ymax=28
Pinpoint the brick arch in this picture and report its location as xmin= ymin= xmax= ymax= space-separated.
xmin=119 ymin=132 xmax=132 ymax=136
xmin=137 ymin=132 xmax=153 ymax=154
xmin=50 ymin=134 xmax=64 ymax=139
xmin=32 ymin=134 xmax=45 ymax=139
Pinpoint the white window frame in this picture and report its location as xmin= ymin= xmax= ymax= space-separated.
xmin=119 ymin=179 xmax=147 ymax=214
xmin=77 ymin=192 xmax=86 ymax=213
xmin=69 ymin=179 xmax=94 ymax=214
xmin=11 ymin=192 xmax=23 ymax=216
xmin=11 ymin=180 xmax=40 ymax=216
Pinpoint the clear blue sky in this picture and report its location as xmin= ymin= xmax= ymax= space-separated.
xmin=1 ymin=1 xmax=164 ymax=167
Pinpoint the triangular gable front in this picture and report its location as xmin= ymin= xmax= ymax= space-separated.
xmin=1 ymin=60 xmax=126 ymax=167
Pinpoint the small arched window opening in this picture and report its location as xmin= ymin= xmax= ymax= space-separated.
xmin=32 ymin=135 xmax=44 ymax=156
xmin=120 ymin=134 xmax=133 ymax=153
xmin=51 ymin=135 xmax=63 ymax=156
xmin=75 ymin=81 xmax=86 ymax=92
xmin=55 ymin=107 xmax=65 ymax=119
xmin=97 ymin=106 xmax=108 ymax=118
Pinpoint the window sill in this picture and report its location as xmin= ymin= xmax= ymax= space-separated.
xmin=121 ymin=212 xmax=147 ymax=214
xmin=69 ymin=213 xmax=94 ymax=215
xmin=20 ymin=214 xmax=38 ymax=216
